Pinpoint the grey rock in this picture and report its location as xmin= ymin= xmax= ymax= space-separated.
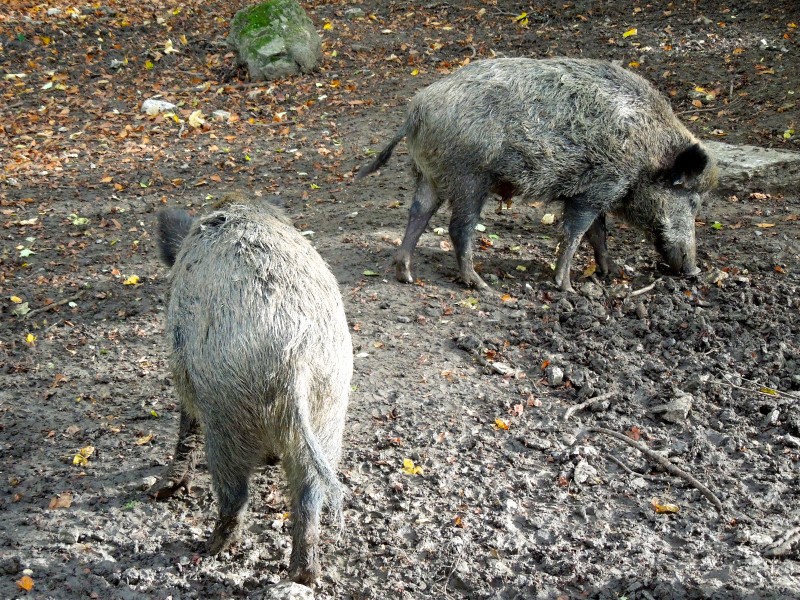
xmin=545 ymin=365 xmax=564 ymax=386
xmin=705 ymin=141 xmax=800 ymax=194
xmin=212 ymin=110 xmax=232 ymax=121
xmin=651 ymin=393 xmax=692 ymax=423
xmin=228 ymin=0 xmax=322 ymax=81
xmin=344 ymin=7 xmax=365 ymax=19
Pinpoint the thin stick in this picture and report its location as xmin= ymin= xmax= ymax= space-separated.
xmin=605 ymin=453 xmax=668 ymax=483
xmin=710 ymin=375 xmax=800 ymax=402
xmin=563 ymin=390 xmax=615 ymax=421
xmin=589 ymin=426 xmax=724 ymax=513
xmin=629 ymin=278 xmax=661 ymax=297
xmin=24 ymin=291 xmax=85 ymax=319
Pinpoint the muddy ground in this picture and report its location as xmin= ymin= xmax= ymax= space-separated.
xmin=1 ymin=1 xmax=799 ymax=599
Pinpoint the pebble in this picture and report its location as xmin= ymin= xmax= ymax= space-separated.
xmin=651 ymin=393 xmax=692 ymax=423
xmin=545 ymin=365 xmax=564 ymax=386
xmin=344 ymin=7 xmax=365 ymax=19
xmin=212 ymin=110 xmax=232 ymax=121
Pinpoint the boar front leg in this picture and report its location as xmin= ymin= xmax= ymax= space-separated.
xmin=150 ymin=404 xmax=202 ymax=499
xmin=555 ymin=201 xmax=603 ymax=293
xmin=584 ymin=213 xmax=617 ymax=278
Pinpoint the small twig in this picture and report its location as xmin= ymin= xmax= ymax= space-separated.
xmin=629 ymin=278 xmax=661 ymax=297
xmin=24 ymin=291 xmax=85 ymax=319
xmin=463 ymin=45 xmax=477 ymax=59
xmin=589 ymin=426 xmax=724 ymax=513
xmin=563 ymin=390 xmax=615 ymax=421
xmin=677 ymin=98 xmax=741 ymax=116
xmin=605 ymin=453 xmax=668 ymax=483
xmin=710 ymin=375 xmax=800 ymax=402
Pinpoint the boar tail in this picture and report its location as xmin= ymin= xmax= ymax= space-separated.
xmin=157 ymin=209 xmax=196 ymax=267
xmin=355 ymin=122 xmax=410 ymax=180
xmin=292 ymin=393 xmax=346 ymax=527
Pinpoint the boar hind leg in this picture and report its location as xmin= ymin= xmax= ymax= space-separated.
xmin=555 ymin=202 xmax=603 ymax=293
xmin=448 ymin=178 xmax=491 ymax=289
xmin=395 ymin=169 xmax=443 ymax=284
xmin=205 ymin=425 xmax=255 ymax=555
xmin=286 ymin=456 xmax=325 ymax=586
xmin=584 ymin=213 xmax=617 ymax=278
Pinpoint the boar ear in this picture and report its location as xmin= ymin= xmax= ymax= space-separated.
xmin=668 ymin=143 xmax=709 ymax=187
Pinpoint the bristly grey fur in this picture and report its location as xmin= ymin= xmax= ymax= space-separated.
xmin=357 ymin=57 xmax=718 ymax=291
xmin=155 ymin=202 xmax=352 ymax=585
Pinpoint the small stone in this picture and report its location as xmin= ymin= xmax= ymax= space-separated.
xmin=58 ymin=528 xmax=80 ymax=544
xmin=140 ymin=476 xmax=158 ymax=491
xmin=455 ymin=335 xmax=481 ymax=352
xmin=344 ymin=7 xmax=365 ymax=19
xmin=580 ymin=282 xmax=604 ymax=299
xmin=782 ymin=434 xmax=800 ymax=448
xmin=635 ymin=302 xmax=648 ymax=319
xmin=47 ymin=7 xmax=62 ymax=15
xmin=573 ymin=459 xmax=598 ymax=485
xmin=651 ymin=393 xmax=692 ymax=423
xmin=396 ymin=316 xmax=412 ymax=324
xmin=264 ymin=581 xmax=314 ymax=600
xmin=212 ymin=110 xmax=232 ymax=121
xmin=545 ymin=365 xmax=564 ymax=386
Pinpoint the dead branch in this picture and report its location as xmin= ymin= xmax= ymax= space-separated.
xmin=24 ymin=291 xmax=85 ymax=320
xmin=589 ymin=426 xmax=724 ymax=513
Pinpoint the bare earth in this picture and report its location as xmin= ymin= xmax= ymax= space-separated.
xmin=1 ymin=1 xmax=799 ymax=599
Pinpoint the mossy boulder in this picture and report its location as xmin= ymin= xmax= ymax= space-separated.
xmin=227 ymin=0 xmax=321 ymax=81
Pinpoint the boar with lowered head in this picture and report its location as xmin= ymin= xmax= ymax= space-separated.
xmin=357 ymin=57 xmax=718 ymax=292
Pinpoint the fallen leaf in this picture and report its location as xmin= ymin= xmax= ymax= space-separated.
xmin=541 ymin=213 xmax=555 ymax=225
xmin=495 ymin=418 xmax=510 ymax=430
xmin=623 ymin=27 xmax=638 ymax=38
xmin=16 ymin=576 xmax=34 ymax=591
xmin=756 ymin=223 xmax=775 ymax=228
xmin=362 ymin=270 xmax=379 ymax=276
xmin=188 ymin=110 xmax=205 ymax=128
xmin=652 ymin=499 xmax=680 ymax=514
xmin=73 ymin=445 xmax=95 ymax=466
xmin=123 ymin=275 xmax=140 ymax=285
xmin=10 ymin=296 xmax=22 ymax=303
xmin=135 ymin=433 xmax=154 ymax=445
xmin=49 ymin=492 xmax=73 ymax=509
xmin=402 ymin=458 xmax=424 ymax=475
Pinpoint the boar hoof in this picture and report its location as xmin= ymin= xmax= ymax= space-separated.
xmin=207 ymin=515 xmax=241 ymax=555
xmin=149 ymin=463 xmax=193 ymax=500
xmin=394 ymin=259 xmax=414 ymax=284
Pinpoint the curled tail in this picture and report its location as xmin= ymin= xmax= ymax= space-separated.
xmin=355 ymin=122 xmax=410 ymax=180
xmin=156 ymin=209 xmax=196 ymax=267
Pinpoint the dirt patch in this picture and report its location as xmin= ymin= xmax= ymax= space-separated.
xmin=1 ymin=1 xmax=799 ymax=598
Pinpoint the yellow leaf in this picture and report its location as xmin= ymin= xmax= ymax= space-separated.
xmin=760 ymin=386 xmax=778 ymax=395
xmin=515 ymin=264 xmax=527 ymax=272
xmin=179 ymin=34 xmax=188 ymax=45
xmin=411 ymin=68 xmax=419 ymax=76
xmin=652 ymin=499 xmax=680 ymax=514
xmin=495 ymin=418 xmax=510 ymax=430
xmin=16 ymin=576 xmax=34 ymax=591
xmin=583 ymin=263 xmax=597 ymax=277
xmin=135 ymin=433 xmax=154 ymax=445
xmin=25 ymin=333 xmax=36 ymax=345
xmin=73 ymin=445 xmax=95 ymax=466
xmin=402 ymin=458 xmax=424 ymax=475
xmin=500 ymin=294 xmax=516 ymax=302
xmin=628 ymin=61 xmax=640 ymax=68
xmin=323 ymin=22 xmax=333 ymax=30
xmin=164 ymin=39 xmax=178 ymax=54
xmin=123 ymin=275 xmax=140 ymax=285
xmin=756 ymin=223 xmax=775 ymax=228
xmin=144 ymin=60 xmax=154 ymax=70
xmin=188 ymin=110 xmax=206 ymax=128
xmin=541 ymin=213 xmax=555 ymax=225
xmin=623 ymin=28 xmax=638 ymax=38
xmin=100 ymin=175 xmax=113 ymax=183
xmin=10 ymin=296 xmax=22 ymax=303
